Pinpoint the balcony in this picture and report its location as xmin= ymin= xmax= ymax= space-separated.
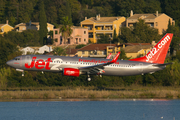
xmin=89 ymin=52 xmax=106 ymax=58
xmin=95 ymin=26 xmax=113 ymax=31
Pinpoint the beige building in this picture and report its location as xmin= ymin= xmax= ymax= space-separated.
xmin=80 ymin=14 xmax=126 ymax=43
xmin=77 ymin=42 xmax=154 ymax=59
xmin=123 ymin=44 xmax=153 ymax=58
xmin=126 ymin=10 xmax=175 ymax=34
xmin=107 ymin=43 xmax=153 ymax=59
xmin=0 ymin=20 xmax=14 ymax=35
xmin=14 ymin=22 xmax=54 ymax=32
xmin=77 ymin=44 xmax=117 ymax=58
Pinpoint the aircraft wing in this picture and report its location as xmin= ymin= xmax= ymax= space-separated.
xmin=106 ymin=53 xmax=112 ymax=59
xmin=79 ymin=52 xmax=120 ymax=74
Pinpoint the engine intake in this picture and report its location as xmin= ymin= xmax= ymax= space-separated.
xmin=63 ymin=68 xmax=80 ymax=77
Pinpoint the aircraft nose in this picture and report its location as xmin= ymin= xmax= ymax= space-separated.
xmin=6 ymin=60 xmax=11 ymax=66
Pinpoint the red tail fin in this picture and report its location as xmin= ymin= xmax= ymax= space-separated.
xmin=129 ymin=33 xmax=173 ymax=64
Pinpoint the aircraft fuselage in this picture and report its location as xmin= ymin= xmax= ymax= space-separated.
xmin=6 ymin=55 xmax=165 ymax=76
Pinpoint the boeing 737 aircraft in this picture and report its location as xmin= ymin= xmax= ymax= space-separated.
xmin=6 ymin=33 xmax=173 ymax=81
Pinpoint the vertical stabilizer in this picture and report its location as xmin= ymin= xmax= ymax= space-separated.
xmin=129 ymin=33 xmax=173 ymax=64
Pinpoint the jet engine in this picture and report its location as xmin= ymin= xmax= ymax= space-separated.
xmin=63 ymin=68 xmax=80 ymax=77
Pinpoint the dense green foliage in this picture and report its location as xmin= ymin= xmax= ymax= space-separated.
xmin=39 ymin=0 xmax=48 ymax=45
xmin=115 ymin=19 xmax=162 ymax=43
xmin=53 ymin=47 xmax=67 ymax=56
xmin=3 ymin=30 xmax=41 ymax=47
xmin=97 ymin=34 xmax=111 ymax=43
xmin=75 ymin=44 xmax=86 ymax=49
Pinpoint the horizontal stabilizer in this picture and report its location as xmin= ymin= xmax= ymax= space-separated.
xmin=153 ymin=63 xmax=173 ymax=67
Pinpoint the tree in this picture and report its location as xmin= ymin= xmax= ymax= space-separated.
xmin=18 ymin=0 xmax=34 ymax=23
xmin=112 ymin=28 xmax=121 ymax=43
xmin=144 ymin=0 xmax=161 ymax=13
xmin=0 ymin=36 xmax=18 ymax=68
xmin=53 ymin=47 xmax=67 ymax=56
xmin=166 ymin=19 xmax=180 ymax=55
xmin=162 ymin=0 xmax=180 ymax=27
xmin=60 ymin=16 xmax=73 ymax=44
xmin=39 ymin=0 xmax=48 ymax=45
xmin=119 ymin=27 xmax=135 ymax=43
xmin=119 ymin=19 xmax=161 ymax=43
xmin=166 ymin=19 xmax=173 ymax=33
xmin=133 ymin=19 xmax=160 ymax=43
xmin=119 ymin=49 xmax=129 ymax=60
xmin=0 ymin=0 xmax=5 ymax=23
xmin=4 ymin=30 xmax=40 ymax=47
xmin=97 ymin=34 xmax=110 ymax=43
xmin=76 ymin=44 xmax=86 ymax=49
xmin=66 ymin=0 xmax=72 ymax=21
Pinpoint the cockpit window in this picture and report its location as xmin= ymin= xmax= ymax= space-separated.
xmin=14 ymin=57 xmax=20 ymax=61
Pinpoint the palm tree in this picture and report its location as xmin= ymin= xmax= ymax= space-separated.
xmin=60 ymin=16 xmax=73 ymax=44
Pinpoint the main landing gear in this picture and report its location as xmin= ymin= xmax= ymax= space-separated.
xmin=87 ymin=74 xmax=91 ymax=81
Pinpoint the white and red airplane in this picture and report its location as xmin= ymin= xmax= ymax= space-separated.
xmin=6 ymin=33 xmax=173 ymax=81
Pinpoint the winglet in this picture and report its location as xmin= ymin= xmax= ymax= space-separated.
xmin=110 ymin=52 xmax=120 ymax=63
xmin=106 ymin=53 xmax=112 ymax=59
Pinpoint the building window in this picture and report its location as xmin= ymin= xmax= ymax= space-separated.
xmin=156 ymin=22 xmax=158 ymax=26
xmin=55 ymin=30 xmax=58 ymax=34
xmin=84 ymin=31 xmax=86 ymax=34
xmin=84 ymin=39 xmax=86 ymax=42
xmin=55 ymin=39 xmax=58 ymax=42
xmin=79 ymin=38 xmax=81 ymax=42
xmin=88 ymin=51 xmax=91 ymax=55
xmin=89 ymin=33 xmax=93 ymax=38
xmin=82 ymin=51 xmax=85 ymax=54
xmin=150 ymin=23 xmax=154 ymax=27
xmin=67 ymin=38 xmax=70 ymax=44
xmin=76 ymin=38 xmax=78 ymax=44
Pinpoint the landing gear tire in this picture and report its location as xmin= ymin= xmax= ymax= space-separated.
xmin=22 ymin=71 xmax=24 ymax=76
xmin=87 ymin=77 xmax=91 ymax=81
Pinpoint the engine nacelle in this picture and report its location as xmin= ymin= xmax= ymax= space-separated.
xmin=63 ymin=68 xmax=80 ymax=77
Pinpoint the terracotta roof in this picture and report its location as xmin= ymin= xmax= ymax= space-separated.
xmin=88 ymin=17 xmax=124 ymax=22
xmin=15 ymin=22 xmax=54 ymax=28
xmin=66 ymin=48 xmax=78 ymax=55
xmin=78 ymin=44 xmax=116 ymax=51
xmin=120 ymin=43 xmax=151 ymax=46
xmin=128 ymin=13 xmax=163 ymax=19
xmin=123 ymin=45 xmax=153 ymax=53
xmin=0 ymin=24 xmax=5 ymax=27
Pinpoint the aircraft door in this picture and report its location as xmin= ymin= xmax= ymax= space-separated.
xmin=138 ymin=63 xmax=143 ymax=72
xmin=25 ymin=56 xmax=32 ymax=66
xmin=20 ymin=56 xmax=23 ymax=67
